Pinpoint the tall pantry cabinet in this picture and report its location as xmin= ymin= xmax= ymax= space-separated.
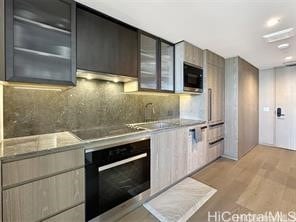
xmin=224 ymin=57 xmax=259 ymax=160
xmin=204 ymin=50 xmax=225 ymax=162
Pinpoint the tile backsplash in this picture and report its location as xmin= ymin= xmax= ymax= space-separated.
xmin=4 ymin=78 xmax=180 ymax=138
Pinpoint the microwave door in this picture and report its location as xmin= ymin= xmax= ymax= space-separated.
xmin=183 ymin=64 xmax=203 ymax=93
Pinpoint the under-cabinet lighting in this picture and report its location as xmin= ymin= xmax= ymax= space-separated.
xmin=13 ymin=86 xmax=63 ymax=91
xmin=262 ymin=28 xmax=294 ymax=42
xmin=2 ymin=82 xmax=70 ymax=91
xmin=77 ymin=69 xmax=136 ymax=83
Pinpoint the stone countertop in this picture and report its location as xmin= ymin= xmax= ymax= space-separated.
xmin=0 ymin=132 xmax=82 ymax=161
xmin=0 ymin=119 xmax=206 ymax=162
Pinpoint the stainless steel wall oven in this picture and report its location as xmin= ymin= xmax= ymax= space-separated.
xmin=85 ymin=138 xmax=150 ymax=221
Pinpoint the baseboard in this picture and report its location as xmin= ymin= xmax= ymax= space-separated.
xmin=259 ymin=143 xmax=294 ymax=151
xmin=221 ymin=154 xmax=238 ymax=161
xmin=259 ymin=143 xmax=276 ymax=147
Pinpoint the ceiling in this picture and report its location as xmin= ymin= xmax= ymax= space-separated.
xmin=76 ymin=0 xmax=296 ymax=69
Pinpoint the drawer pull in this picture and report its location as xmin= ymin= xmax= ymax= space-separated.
xmin=209 ymin=122 xmax=224 ymax=128
xmin=209 ymin=138 xmax=224 ymax=145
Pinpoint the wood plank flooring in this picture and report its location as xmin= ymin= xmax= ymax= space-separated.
xmin=119 ymin=145 xmax=296 ymax=222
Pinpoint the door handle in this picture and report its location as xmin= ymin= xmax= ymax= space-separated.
xmin=208 ymin=88 xmax=212 ymax=121
xmin=276 ymin=107 xmax=285 ymax=117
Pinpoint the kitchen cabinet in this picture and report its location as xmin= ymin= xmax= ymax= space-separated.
xmin=124 ymin=31 xmax=174 ymax=93
xmin=204 ymin=50 xmax=225 ymax=161
xmin=150 ymin=128 xmax=187 ymax=195
xmin=2 ymin=0 xmax=76 ymax=85
xmin=1 ymin=148 xmax=85 ymax=222
xmin=151 ymin=130 xmax=173 ymax=195
xmin=2 ymin=149 xmax=84 ymax=188
xmin=139 ymin=33 xmax=158 ymax=90
xmin=151 ymin=125 xmax=212 ymax=195
xmin=3 ymin=168 xmax=84 ymax=222
xmin=225 ymin=57 xmax=259 ymax=160
xmin=205 ymin=50 xmax=225 ymax=124
xmin=160 ymin=41 xmax=175 ymax=91
xmin=171 ymin=128 xmax=189 ymax=183
xmin=43 ymin=204 xmax=85 ymax=222
xmin=175 ymin=41 xmax=203 ymax=93
xmin=77 ymin=6 xmax=137 ymax=78
xmin=187 ymin=127 xmax=208 ymax=173
xmin=208 ymin=138 xmax=224 ymax=162
xmin=184 ymin=41 xmax=203 ymax=68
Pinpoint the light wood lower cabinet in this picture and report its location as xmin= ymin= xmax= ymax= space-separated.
xmin=3 ymin=168 xmax=85 ymax=222
xmin=151 ymin=130 xmax=173 ymax=195
xmin=187 ymin=128 xmax=208 ymax=173
xmin=150 ymin=126 xmax=212 ymax=195
xmin=43 ymin=204 xmax=85 ymax=222
xmin=171 ymin=128 xmax=189 ymax=183
xmin=2 ymin=149 xmax=84 ymax=188
xmin=150 ymin=128 xmax=188 ymax=195
xmin=208 ymin=125 xmax=224 ymax=143
xmin=208 ymin=140 xmax=224 ymax=162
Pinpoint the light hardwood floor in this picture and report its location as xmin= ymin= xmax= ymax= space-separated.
xmin=119 ymin=145 xmax=296 ymax=222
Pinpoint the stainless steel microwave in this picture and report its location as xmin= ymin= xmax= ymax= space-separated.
xmin=183 ymin=63 xmax=203 ymax=93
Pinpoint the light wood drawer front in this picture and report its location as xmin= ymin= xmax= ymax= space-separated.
xmin=209 ymin=125 xmax=224 ymax=142
xmin=43 ymin=204 xmax=85 ymax=222
xmin=2 ymin=149 xmax=84 ymax=187
xmin=3 ymin=168 xmax=85 ymax=222
xmin=208 ymin=141 xmax=223 ymax=162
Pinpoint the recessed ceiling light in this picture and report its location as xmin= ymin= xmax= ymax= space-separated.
xmin=278 ymin=43 xmax=290 ymax=49
xmin=285 ymin=56 xmax=293 ymax=60
xmin=266 ymin=17 xmax=280 ymax=27
xmin=262 ymin=28 xmax=294 ymax=43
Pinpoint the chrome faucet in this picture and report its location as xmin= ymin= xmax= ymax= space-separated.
xmin=144 ymin=103 xmax=155 ymax=122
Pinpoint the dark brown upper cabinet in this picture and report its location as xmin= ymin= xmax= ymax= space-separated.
xmin=138 ymin=31 xmax=175 ymax=92
xmin=76 ymin=5 xmax=138 ymax=79
xmin=1 ymin=0 xmax=76 ymax=85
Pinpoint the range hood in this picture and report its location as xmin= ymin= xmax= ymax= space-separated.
xmin=76 ymin=69 xmax=137 ymax=83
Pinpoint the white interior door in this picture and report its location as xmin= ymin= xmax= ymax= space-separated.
xmin=275 ymin=66 xmax=296 ymax=150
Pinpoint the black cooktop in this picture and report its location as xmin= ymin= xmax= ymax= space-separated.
xmin=72 ymin=125 xmax=145 ymax=141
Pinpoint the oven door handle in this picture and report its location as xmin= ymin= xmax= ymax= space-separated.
xmin=98 ymin=153 xmax=148 ymax=172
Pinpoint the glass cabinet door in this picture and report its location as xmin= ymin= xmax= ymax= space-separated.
xmin=8 ymin=0 xmax=75 ymax=84
xmin=160 ymin=41 xmax=174 ymax=91
xmin=140 ymin=34 xmax=158 ymax=90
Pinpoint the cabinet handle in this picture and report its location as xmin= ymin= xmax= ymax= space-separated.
xmin=209 ymin=138 xmax=224 ymax=146
xmin=209 ymin=122 xmax=224 ymax=128
xmin=208 ymin=88 xmax=212 ymax=121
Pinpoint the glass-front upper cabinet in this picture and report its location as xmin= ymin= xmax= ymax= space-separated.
xmin=5 ymin=0 xmax=76 ymax=85
xmin=160 ymin=41 xmax=174 ymax=91
xmin=139 ymin=32 xmax=175 ymax=92
xmin=139 ymin=33 xmax=158 ymax=90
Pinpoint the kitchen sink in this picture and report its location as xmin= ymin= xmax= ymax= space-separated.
xmin=128 ymin=121 xmax=179 ymax=130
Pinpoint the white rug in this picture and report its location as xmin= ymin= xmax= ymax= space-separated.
xmin=144 ymin=177 xmax=217 ymax=222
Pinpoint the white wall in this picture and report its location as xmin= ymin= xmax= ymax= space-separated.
xmin=259 ymin=69 xmax=275 ymax=145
